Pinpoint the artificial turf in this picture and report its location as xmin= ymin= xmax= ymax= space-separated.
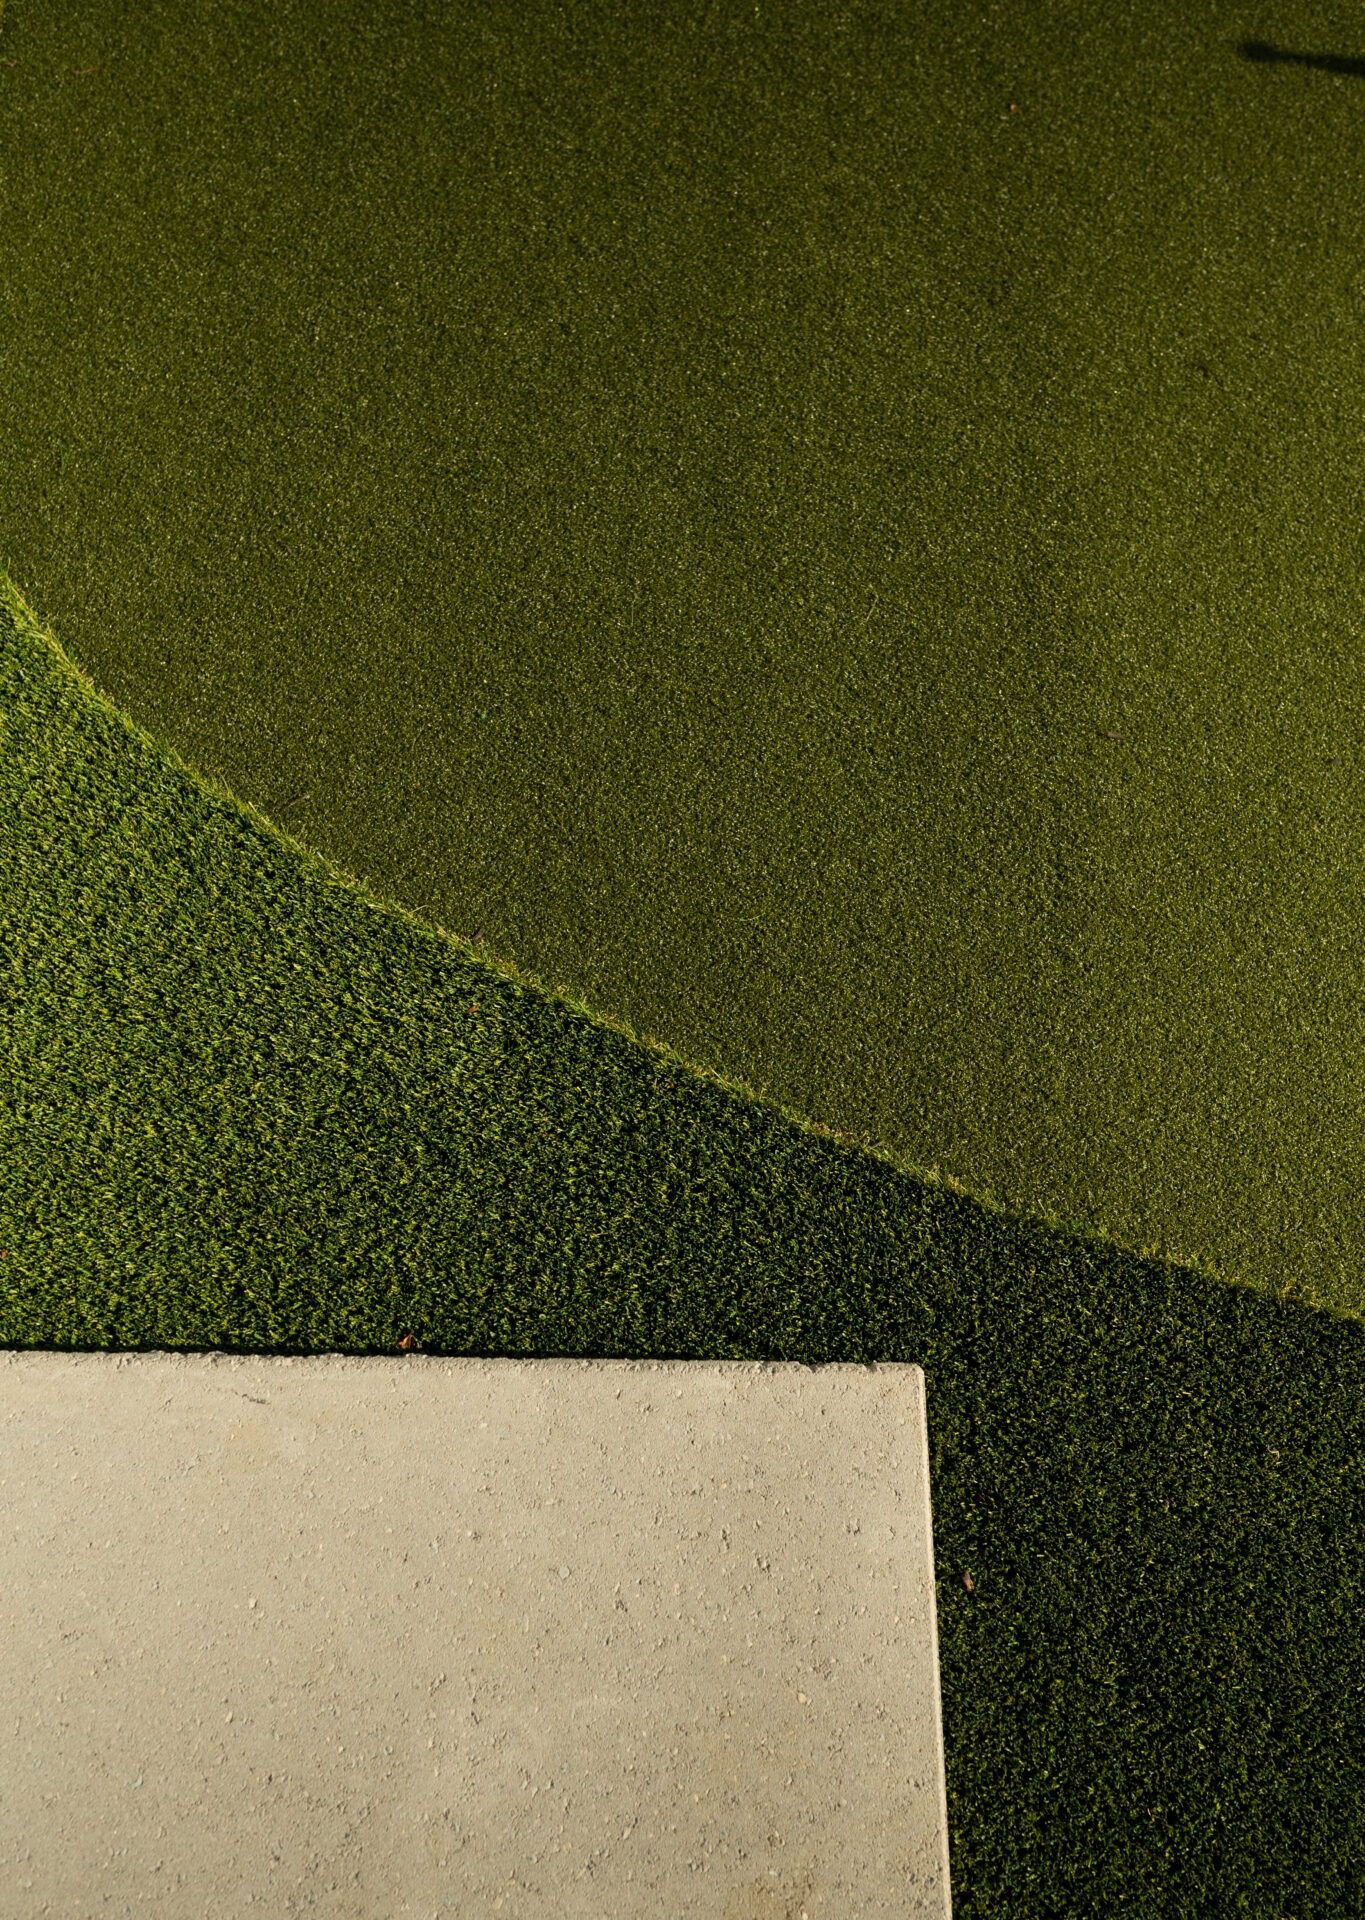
xmin=4 ymin=0 xmax=1365 ymax=1910
xmin=6 ymin=0 xmax=1365 ymax=1311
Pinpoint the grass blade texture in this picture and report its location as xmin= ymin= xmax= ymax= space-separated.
xmin=4 ymin=0 xmax=1365 ymax=1911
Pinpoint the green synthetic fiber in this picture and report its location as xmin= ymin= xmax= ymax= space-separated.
xmin=4 ymin=0 xmax=1365 ymax=1310
xmin=6 ymin=0 xmax=1365 ymax=1909
xmin=3 ymin=576 xmax=1364 ymax=1916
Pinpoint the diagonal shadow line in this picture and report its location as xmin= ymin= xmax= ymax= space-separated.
xmin=1238 ymin=37 xmax=1365 ymax=78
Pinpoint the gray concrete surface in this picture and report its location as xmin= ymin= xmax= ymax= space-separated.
xmin=1 ymin=1353 xmax=952 ymax=1917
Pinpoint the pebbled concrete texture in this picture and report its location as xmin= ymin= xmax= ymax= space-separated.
xmin=1 ymin=1353 xmax=952 ymax=1918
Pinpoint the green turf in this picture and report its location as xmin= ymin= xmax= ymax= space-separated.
xmin=5 ymin=0 xmax=1365 ymax=1309
xmin=5 ymin=0 xmax=1365 ymax=1908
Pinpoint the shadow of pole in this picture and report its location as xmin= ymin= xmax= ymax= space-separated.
xmin=1238 ymin=38 xmax=1365 ymax=78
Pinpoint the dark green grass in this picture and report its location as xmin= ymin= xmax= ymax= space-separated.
xmin=5 ymin=0 xmax=1365 ymax=1309
xmin=4 ymin=577 xmax=1365 ymax=1915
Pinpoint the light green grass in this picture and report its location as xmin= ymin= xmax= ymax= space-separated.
xmin=4 ymin=571 xmax=1365 ymax=1916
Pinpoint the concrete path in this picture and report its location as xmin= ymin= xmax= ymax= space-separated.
xmin=1 ymin=1354 xmax=952 ymax=1917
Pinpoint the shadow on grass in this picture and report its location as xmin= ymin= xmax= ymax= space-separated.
xmin=1238 ymin=38 xmax=1365 ymax=78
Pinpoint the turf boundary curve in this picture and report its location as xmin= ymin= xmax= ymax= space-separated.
xmin=0 ymin=564 xmax=1339 ymax=1334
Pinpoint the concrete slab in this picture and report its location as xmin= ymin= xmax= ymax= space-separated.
xmin=1 ymin=1354 xmax=952 ymax=1917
